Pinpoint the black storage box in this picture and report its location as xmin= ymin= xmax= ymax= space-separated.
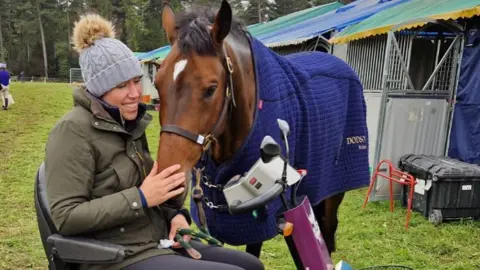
xmin=398 ymin=154 xmax=480 ymax=225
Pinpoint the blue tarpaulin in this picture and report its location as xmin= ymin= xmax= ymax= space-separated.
xmin=448 ymin=26 xmax=480 ymax=164
xmin=136 ymin=45 xmax=171 ymax=63
xmin=255 ymin=0 xmax=410 ymax=47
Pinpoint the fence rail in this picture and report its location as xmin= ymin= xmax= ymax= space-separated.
xmin=11 ymin=76 xmax=70 ymax=83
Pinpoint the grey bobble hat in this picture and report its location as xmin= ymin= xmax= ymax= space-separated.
xmin=72 ymin=14 xmax=143 ymax=97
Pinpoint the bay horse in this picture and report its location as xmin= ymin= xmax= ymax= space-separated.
xmin=154 ymin=0 xmax=370 ymax=259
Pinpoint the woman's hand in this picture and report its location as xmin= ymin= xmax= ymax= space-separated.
xmin=169 ymin=214 xmax=191 ymax=249
xmin=139 ymin=161 xmax=186 ymax=207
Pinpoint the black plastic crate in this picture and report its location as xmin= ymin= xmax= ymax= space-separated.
xmin=398 ymin=154 xmax=480 ymax=225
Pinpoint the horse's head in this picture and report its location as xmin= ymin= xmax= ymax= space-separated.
xmin=154 ymin=0 xmax=243 ymax=208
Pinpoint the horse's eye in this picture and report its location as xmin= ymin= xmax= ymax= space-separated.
xmin=204 ymin=85 xmax=217 ymax=98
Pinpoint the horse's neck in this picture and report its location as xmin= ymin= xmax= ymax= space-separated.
xmin=212 ymin=36 xmax=256 ymax=164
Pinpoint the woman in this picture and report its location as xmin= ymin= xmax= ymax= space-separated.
xmin=45 ymin=14 xmax=264 ymax=270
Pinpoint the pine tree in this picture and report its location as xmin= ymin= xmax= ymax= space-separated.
xmin=140 ymin=0 xmax=167 ymax=51
xmin=270 ymin=0 xmax=312 ymax=20
xmin=232 ymin=0 xmax=277 ymax=25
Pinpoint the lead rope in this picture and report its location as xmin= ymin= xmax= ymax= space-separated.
xmin=173 ymin=166 xmax=221 ymax=260
xmin=175 ymin=228 xmax=223 ymax=259
xmin=162 ymin=163 xmax=222 ymax=260
xmin=193 ymin=167 xmax=209 ymax=235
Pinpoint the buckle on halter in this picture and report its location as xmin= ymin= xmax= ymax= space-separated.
xmin=202 ymin=134 xmax=215 ymax=151
xmin=226 ymin=57 xmax=234 ymax=73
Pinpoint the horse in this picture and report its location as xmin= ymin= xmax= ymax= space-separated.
xmin=154 ymin=0 xmax=370 ymax=258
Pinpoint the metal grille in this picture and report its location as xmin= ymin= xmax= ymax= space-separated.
xmin=384 ymin=32 xmax=414 ymax=91
xmin=347 ymin=31 xmax=461 ymax=95
xmin=383 ymin=31 xmax=462 ymax=95
xmin=346 ymin=35 xmax=387 ymax=90
xmin=425 ymin=36 xmax=462 ymax=93
xmin=69 ymin=68 xmax=84 ymax=84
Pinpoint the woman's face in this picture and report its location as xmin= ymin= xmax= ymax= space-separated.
xmin=102 ymin=76 xmax=143 ymax=121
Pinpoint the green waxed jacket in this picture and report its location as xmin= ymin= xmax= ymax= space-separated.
xmin=44 ymin=87 xmax=185 ymax=270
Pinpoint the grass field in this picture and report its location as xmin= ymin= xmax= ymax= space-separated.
xmin=1 ymin=82 xmax=479 ymax=270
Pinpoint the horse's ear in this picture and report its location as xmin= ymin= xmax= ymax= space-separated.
xmin=162 ymin=1 xmax=177 ymax=44
xmin=211 ymin=0 xmax=232 ymax=46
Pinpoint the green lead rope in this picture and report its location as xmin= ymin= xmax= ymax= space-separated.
xmin=175 ymin=228 xmax=223 ymax=260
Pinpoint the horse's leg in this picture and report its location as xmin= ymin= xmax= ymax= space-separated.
xmin=312 ymin=192 xmax=345 ymax=255
xmin=245 ymin=242 xmax=263 ymax=258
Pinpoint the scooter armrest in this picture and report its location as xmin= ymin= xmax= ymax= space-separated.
xmin=47 ymin=234 xmax=125 ymax=264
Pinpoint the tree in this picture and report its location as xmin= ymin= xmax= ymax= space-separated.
xmin=231 ymin=0 xmax=277 ymax=25
xmin=271 ymin=0 xmax=311 ymax=20
xmin=122 ymin=0 xmax=147 ymax=52
xmin=309 ymin=0 xmax=338 ymax=6
xmin=0 ymin=12 xmax=4 ymax=62
xmin=140 ymin=0 xmax=167 ymax=51
xmin=35 ymin=0 xmax=48 ymax=78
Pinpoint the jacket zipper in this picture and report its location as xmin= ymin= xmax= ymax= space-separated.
xmin=132 ymin=141 xmax=147 ymax=179
xmin=132 ymin=141 xmax=159 ymax=240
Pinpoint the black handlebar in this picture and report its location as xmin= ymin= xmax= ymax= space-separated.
xmin=228 ymin=181 xmax=285 ymax=215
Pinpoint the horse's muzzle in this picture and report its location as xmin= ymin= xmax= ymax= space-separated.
xmin=164 ymin=170 xmax=192 ymax=209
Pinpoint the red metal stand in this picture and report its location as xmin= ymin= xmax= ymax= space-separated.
xmin=363 ymin=160 xmax=417 ymax=230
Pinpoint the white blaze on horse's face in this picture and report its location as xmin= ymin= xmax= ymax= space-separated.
xmin=173 ymin=59 xmax=188 ymax=81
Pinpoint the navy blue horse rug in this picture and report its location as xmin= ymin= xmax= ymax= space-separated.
xmin=190 ymin=37 xmax=370 ymax=246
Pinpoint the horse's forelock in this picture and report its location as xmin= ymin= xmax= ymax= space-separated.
xmin=174 ymin=5 xmax=248 ymax=57
xmin=178 ymin=24 xmax=215 ymax=56
xmin=176 ymin=12 xmax=216 ymax=57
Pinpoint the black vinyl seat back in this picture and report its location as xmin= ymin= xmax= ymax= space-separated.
xmin=34 ymin=162 xmax=68 ymax=269
xmin=34 ymin=162 xmax=125 ymax=270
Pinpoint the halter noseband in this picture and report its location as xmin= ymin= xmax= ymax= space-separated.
xmin=160 ymin=46 xmax=236 ymax=153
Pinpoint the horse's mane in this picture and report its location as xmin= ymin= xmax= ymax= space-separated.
xmin=175 ymin=4 xmax=249 ymax=56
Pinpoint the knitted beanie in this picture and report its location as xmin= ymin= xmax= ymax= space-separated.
xmin=72 ymin=14 xmax=143 ymax=97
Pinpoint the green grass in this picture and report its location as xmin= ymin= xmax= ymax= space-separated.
xmin=1 ymin=82 xmax=479 ymax=270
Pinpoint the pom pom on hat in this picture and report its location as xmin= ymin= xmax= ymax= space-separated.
xmin=72 ymin=13 xmax=116 ymax=53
